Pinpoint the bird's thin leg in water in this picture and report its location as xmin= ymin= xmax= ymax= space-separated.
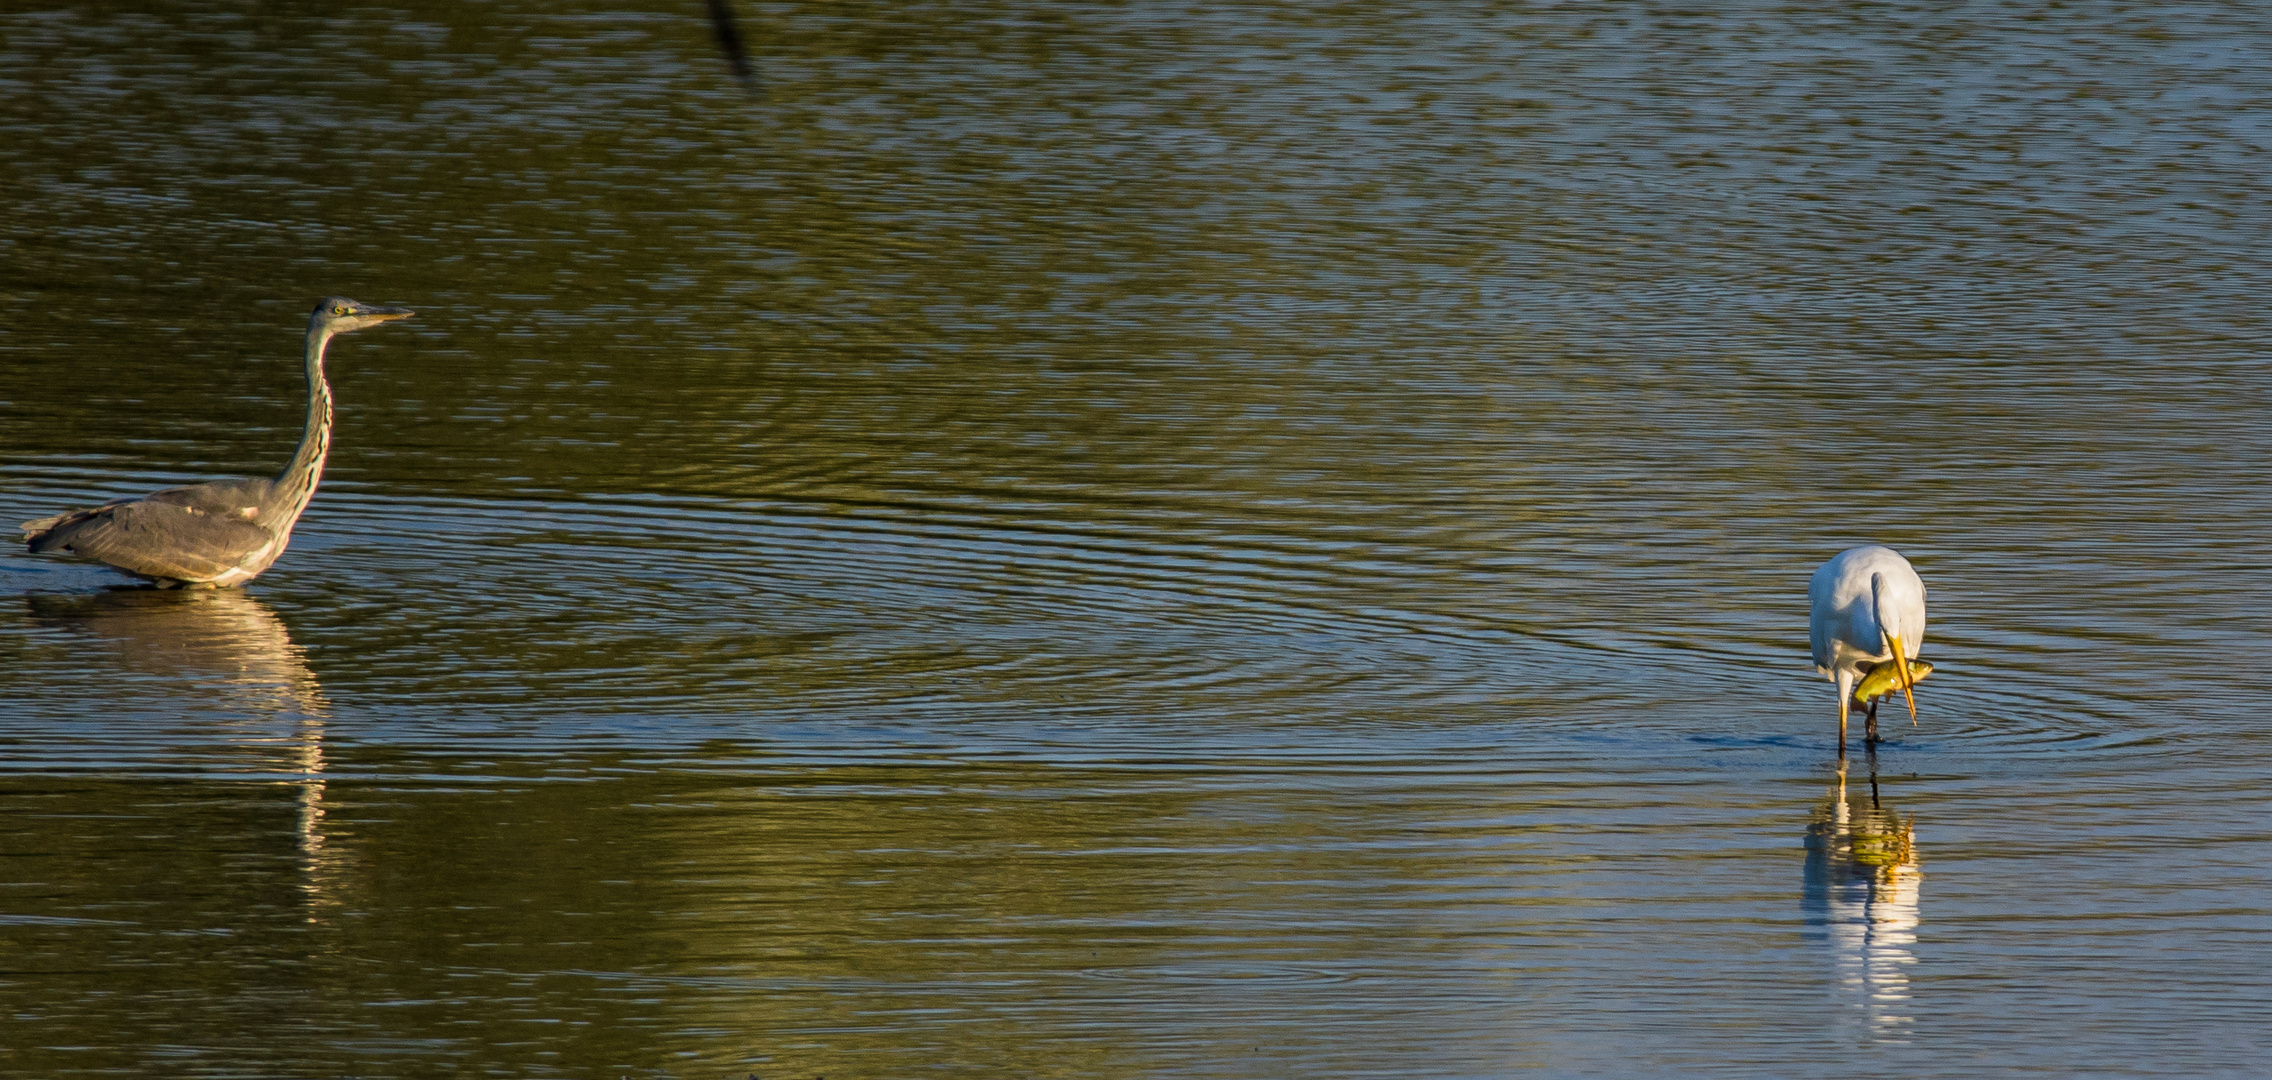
xmin=1865 ymin=697 xmax=1880 ymax=746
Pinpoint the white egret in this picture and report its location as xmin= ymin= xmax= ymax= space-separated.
xmin=1808 ymin=545 xmax=1926 ymax=751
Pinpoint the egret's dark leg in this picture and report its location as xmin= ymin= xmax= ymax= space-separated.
xmin=1864 ymin=697 xmax=1881 ymax=747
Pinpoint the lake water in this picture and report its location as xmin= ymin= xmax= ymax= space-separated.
xmin=2 ymin=2 xmax=2268 ymax=1076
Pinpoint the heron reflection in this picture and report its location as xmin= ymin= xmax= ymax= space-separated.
xmin=1802 ymin=757 xmax=1920 ymax=1044
xmin=24 ymin=589 xmax=340 ymax=912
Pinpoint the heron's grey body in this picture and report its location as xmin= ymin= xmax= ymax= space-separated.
xmin=20 ymin=297 xmax=413 ymax=588
xmin=1809 ymin=545 xmax=1926 ymax=749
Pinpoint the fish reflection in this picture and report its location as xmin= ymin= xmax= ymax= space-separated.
xmin=24 ymin=589 xmax=339 ymax=913
xmin=1802 ymin=758 xmax=1920 ymax=1043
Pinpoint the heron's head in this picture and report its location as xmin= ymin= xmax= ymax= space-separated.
xmin=309 ymin=297 xmax=415 ymax=336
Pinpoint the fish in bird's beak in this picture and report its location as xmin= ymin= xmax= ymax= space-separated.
xmin=1882 ymin=631 xmax=1918 ymax=723
xmin=1852 ymin=657 xmax=1932 ymax=706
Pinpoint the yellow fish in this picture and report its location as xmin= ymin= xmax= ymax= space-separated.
xmin=1851 ymin=658 xmax=1933 ymax=706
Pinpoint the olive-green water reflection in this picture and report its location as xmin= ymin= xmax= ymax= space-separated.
xmin=1 ymin=755 xmax=1634 ymax=1077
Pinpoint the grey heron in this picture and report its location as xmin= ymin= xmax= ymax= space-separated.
xmin=1808 ymin=545 xmax=1926 ymax=751
xmin=20 ymin=297 xmax=413 ymax=588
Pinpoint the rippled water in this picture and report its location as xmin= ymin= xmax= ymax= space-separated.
xmin=3 ymin=2 xmax=2269 ymax=1076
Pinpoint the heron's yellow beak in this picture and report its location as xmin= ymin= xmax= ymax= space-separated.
xmin=1884 ymin=631 xmax=1918 ymax=723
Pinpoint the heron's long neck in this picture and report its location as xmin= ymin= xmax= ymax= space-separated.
xmin=271 ymin=328 xmax=335 ymax=524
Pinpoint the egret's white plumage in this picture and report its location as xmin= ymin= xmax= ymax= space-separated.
xmin=1809 ymin=545 xmax=1926 ymax=750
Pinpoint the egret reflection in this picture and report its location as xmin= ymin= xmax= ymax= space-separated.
xmin=24 ymin=589 xmax=339 ymax=911
xmin=1803 ymin=758 xmax=1920 ymax=1044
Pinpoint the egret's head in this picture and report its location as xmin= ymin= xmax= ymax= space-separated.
xmin=309 ymin=296 xmax=415 ymax=336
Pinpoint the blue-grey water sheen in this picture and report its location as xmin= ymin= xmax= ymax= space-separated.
xmin=2 ymin=2 xmax=2269 ymax=1077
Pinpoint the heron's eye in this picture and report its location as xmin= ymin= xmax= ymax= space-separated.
xmin=332 ymin=306 xmax=348 ymax=315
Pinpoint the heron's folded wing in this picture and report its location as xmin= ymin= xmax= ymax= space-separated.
xmin=23 ymin=494 xmax=139 ymax=540
xmin=143 ymin=478 xmax=273 ymax=514
xmin=31 ymin=499 xmax=277 ymax=581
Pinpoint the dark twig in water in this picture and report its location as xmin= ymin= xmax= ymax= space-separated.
xmin=706 ymin=0 xmax=760 ymax=92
